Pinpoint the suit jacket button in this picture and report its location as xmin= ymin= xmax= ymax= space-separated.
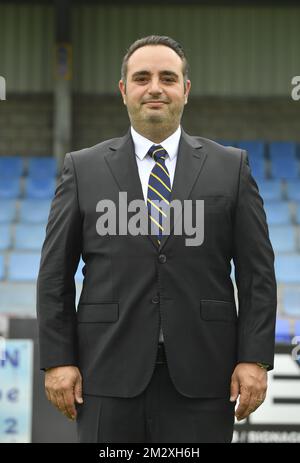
xmin=152 ymin=295 xmax=160 ymax=304
xmin=158 ymin=254 xmax=167 ymax=264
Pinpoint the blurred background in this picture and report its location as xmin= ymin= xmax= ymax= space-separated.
xmin=0 ymin=0 xmax=300 ymax=443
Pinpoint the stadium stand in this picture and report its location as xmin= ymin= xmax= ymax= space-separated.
xmin=0 ymin=156 xmax=83 ymax=315
xmin=0 ymin=177 xmax=21 ymax=198
xmin=0 ymin=156 xmax=24 ymax=178
xmin=0 ymin=199 xmax=17 ymax=222
xmin=257 ymin=180 xmax=282 ymax=201
xmin=27 ymin=157 xmax=57 ymax=179
xmin=19 ymin=199 xmax=52 ymax=223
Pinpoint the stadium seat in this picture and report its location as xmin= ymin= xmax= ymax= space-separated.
xmin=28 ymin=157 xmax=57 ymax=178
xmin=264 ymin=201 xmax=291 ymax=225
xmin=236 ymin=142 xmax=266 ymax=179
xmin=282 ymin=287 xmax=300 ymax=316
xmin=19 ymin=199 xmax=51 ymax=223
xmin=25 ymin=177 xmax=56 ymax=199
xmin=275 ymin=254 xmax=300 ymax=283
xmin=0 ymin=224 xmax=12 ymax=250
xmin=248 ymin=157 xmax=266 ymax=180
xmin=269 ymin=142 xmax=299 ymax=180
xmin=0 ymin=254 xmax=4 ymax=280
xmin=295 ymin=321 xmax=300 ymax=337
xmin=0 ymin=199 xmax=16 ymax=223
xmin=8 ymin=252 xmax=41 ymax=281
xmin=0 ymin=177 xmax=21 ymax=198
xmin=269 ymin=141 xmax=297 ymax=159
xmin=236 ymin=141 xmax=265 ymax=158
xmin=15 ymin=224 xmax=46 ymax=251
xmin=275 ymin=318 xmax=291 ymax=343
xmin=286 ymin=181 xmax=300 ymax=201
xmin=269 ymin=225 xmax=296 ymax=253
xmin=0 ymin=156 xmax=23 ymax=178
xmin=271 ymin=157 xmax=299 ymax=179
xmin=258 ymin=181 xmax=282 ymax=201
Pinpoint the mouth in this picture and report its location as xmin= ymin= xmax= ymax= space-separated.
xmin=143 ymin=101 xmax=167 ymax=108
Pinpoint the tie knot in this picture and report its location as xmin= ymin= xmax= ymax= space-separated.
xmin=148 ymin=145 xmax=168 ymax=162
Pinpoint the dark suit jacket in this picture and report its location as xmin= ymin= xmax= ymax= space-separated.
xmin=36 ymin=128 xmax=277 ymax=399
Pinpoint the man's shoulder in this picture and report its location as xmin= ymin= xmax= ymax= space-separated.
xmin=186 ymin=133 xmax=243 ymax=161
xmin=68 ymin=135 xmax=127 ymax=161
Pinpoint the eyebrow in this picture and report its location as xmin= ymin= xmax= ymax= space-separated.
xmin=131 ymin=70 xmax=179 ymax=79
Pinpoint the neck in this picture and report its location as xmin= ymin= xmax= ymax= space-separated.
xmin=132 ymin=124 xmax=179 ymax=144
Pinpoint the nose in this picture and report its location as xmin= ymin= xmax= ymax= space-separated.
xmin=148 ymin=77 xmax=163 ymax=96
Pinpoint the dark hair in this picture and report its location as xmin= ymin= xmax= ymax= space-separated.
xmin=121 ymin=35 xmax=189 ymax=86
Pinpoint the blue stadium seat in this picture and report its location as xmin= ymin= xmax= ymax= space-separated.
xmin=25 ymin=177 xmax=56 ymax=199
xmin=258 ymin=181 xmax=282 ymax=201
xmin=295 ymin=321 xmax=300 ymax=337
xmin=275 ymin=318 xmax=291 ymax=343
xmin=271 ymin=156 xmax=299 ymax=179
xmin=28 ymin=157 xmax=57 ymax=178
xmin=237 ymin=141 xmax=266 ymax=178
xmin=269 ymin=225 xmax=296 ymax=253
xmin=8 ymin=252 xmax=41 ymax=281
xmin=286 ymin=181 xmax=300 ymax=201
xmin=0 ymin=254 xmax=4 ymax=280
xmin=236 ymin=141 xmax=265 ymax=158
xmin=282 ymin=287 xmax=300 ymax=316
xmin=269 ymin=142 xmax=297 ymax=159
xmin=75 ymin=258 xmax=85 ymax=282
xmin=0 ymin=224 xmax=11 ymax=250
xmin=248 ymin=157 xmax=266 ymax=180
xmin=15 ymin=224 xmax=46 ymax=251
xmin=275 ymin=255 xmax=300 ymax=283
xmin=0 ymin=177 xmax=21 ymax=198
xmin=264 ymin=201 xmax=291 ymax=225
xmin=0 ymin=199 xmax=16 ymax=223
xmin=0 ymin=156 xmax=23 ymax=178
xmin=269 ymin=142 xmax=299 ymax=180
xmin=19 ymin=199 xmax=51 ymax=223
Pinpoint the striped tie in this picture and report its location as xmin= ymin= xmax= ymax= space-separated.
xmin=147 ymin=145 xmax=172 ymax=246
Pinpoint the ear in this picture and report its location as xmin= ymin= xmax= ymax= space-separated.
xmin=184 ymin=80 xmax=191 ymax=104
xmin=119 ymin=80 xmax=127 ymax=105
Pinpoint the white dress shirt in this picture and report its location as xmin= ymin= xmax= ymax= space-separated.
xmin=130 ymin=125 xmax=181 ymax=344
xmin=130 ymin=125 xmax=181 ymax=202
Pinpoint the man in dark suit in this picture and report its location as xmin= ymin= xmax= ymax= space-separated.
xmin=37 ymin=35 xmax=277 ymax=443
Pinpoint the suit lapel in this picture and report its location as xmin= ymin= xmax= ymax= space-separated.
xmin=104 ymin=128 xmax=207 ymax=251
xmin=104 ymin=130 xmax=157 ymax=249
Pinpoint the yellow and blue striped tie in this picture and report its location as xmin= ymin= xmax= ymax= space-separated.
xmin=147 ymin=145 xmax=171 ymax=246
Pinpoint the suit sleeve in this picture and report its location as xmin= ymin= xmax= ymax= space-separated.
xmin=36 ymin=153 xmax=82 ymax=370
xmin=233 ymin=150 xmax=277 ymax=370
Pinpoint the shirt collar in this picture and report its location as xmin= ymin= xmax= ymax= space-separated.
xmin=131 ymin=125 xmax=181 ymax=161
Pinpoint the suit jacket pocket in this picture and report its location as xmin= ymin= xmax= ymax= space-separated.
xmin=200 ymin=300 xmax=237 ymax=322
xmin=77 ymin=303 xmax=119 ymax=323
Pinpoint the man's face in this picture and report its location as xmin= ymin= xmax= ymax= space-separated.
xmin=119 ymin=45 xmax=191 ymax=130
